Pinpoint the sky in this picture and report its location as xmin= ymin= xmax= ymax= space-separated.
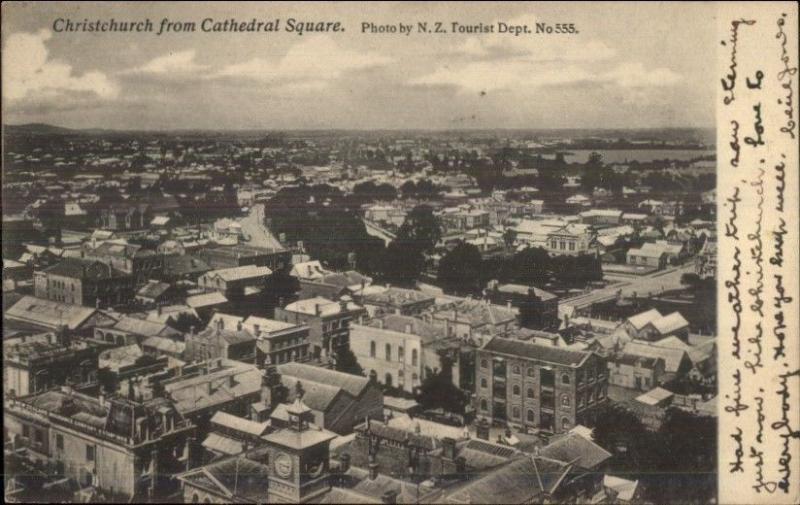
xmin=2 ymin=1 xmax=717 ymax=130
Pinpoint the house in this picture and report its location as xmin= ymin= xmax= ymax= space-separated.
xmin=197 ymin=244 xmax=291 ymax=272
xmin=607 ymin=353 xmax=666 ymax=391
xmin=298 ymin=270 xmax=372 ymax=301
xmin=243 ymin=315 xmax=311 ymax=367
xmin=81 ymin=240 xmax=164 ymax=287
xmin=566 ymin=194 xmax=592 ymax=206
xmin=622 ymin=340 xmax=693 ymax=381
xmin=273 ymin=362 xmax=384 ymax=435
xmin=161 ymin=255 xmax=212 ymax=283
xmin=290 ymin=260 xmax=331 ymax=281
xmin=424 ymin=298 xmax=517 ymax=341
xmin=197 ymin=264 xmax=272 ymax=299
xmin=626 ymin=245 xmax=667 ymax=269
xmin=546 ymin=223 xmax=595 ymax=256
xmin=475 ymin=337 xmax=609 ymax=433
xmin=514 ymin=218 xmax=569 ymax=248
xmin=93 ymin=315 xmax=182 ymax=347
xmin=621 ymin=309 xmax=690 ymax=341
xmin=275 ymin=297 xmax=366 ymax=361
xmin=185 ymin=318 xmax=257 ymax=364
xmin=579 ymin=209 xmax=623 ymax=227
xmin=135 ymin=280 xmax=173 ymax=306
xmin=185 ymin=291 xmax=229 ymax=320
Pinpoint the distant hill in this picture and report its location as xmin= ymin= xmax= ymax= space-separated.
xmin=3 ymin=123 xmax=78 ymax=135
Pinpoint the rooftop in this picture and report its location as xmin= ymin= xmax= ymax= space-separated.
xmin=482 ymin=336 xmax=593 ymax=368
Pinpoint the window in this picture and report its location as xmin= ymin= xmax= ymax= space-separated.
xmin=512 ymin=366 xmax=520 ymax=375
xmin=412 ymin=349 xmax=418 ymax=367
xmin=398 ymin=369 xmax=404 ymax=380
xmin=527 ymin=409 xmax=535 ymax=422
xmin=192 ymin=494 xmax=199 ymax=503
xmin=86 ymin=445 xmax=95 ymax=462
xmin=512 ymin=385 xmax=520 ymax=396
xmin=577 ymin=371 xmax=584 ymax=384
xmin=35 ymin=429 xmax=43 ymax=445
xmin=481 ymin=359 xmax=488 ymax=369
xmin=480 ymin=399 xmax=488 ymax=411
xmin=569 ymin=242 xmax=575 ymax=251
xmin=598 ymin=387 xmax=605 ymax=399
xmin=22 ymin=425 xmax=29 ymax=438
xmin=480 ymin=378 xmax=488 ymax=389
xmin=578 ymin=394 xmax=584 ymax=407
xmin=527 ymin=388 xmax=535 ymax=399
xmin=512 ymin=407 xmax=520 ymax=419
xmin=561 ymin=394 xmax=571 ymax=407
xmin=412 ymin=373 xmax=418 ymax=383
xmin=560 ymin=241 xmax=566 ymax=250
xmin=385 ymin=344 xmax=392 ymax=361
xmin=56 ymin=434 xmax=64 ymax=450
xmin=527 ymin=368 xmax=536 ymax=378
xmin=562 ymin=373 xmax=571 ymax=385
xmin=370 ymin=341 xmax=376 ymax=358
xmin=398 ymin=346 xmax=404 ymax=362
xmin=562 ymin=417 xmax=570 ymax=430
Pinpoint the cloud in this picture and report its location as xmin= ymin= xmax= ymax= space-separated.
xmin=123 ymin=49 xmax=210 ymax=75
xmin=213 ymin=35 xmax=390 ymax=86
xmin=2 ymin=30 xmax=118 ymax=102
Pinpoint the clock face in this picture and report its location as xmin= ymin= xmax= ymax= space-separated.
xmin=274 ymin=452 xmax=293 ymax=479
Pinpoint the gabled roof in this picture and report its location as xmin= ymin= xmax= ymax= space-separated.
xmin=649 ymin=312 xmax=689 ymax=335
xmin=623 ymin=340 xmax=689 ymax=373
xmin=186 ymin=291 xmax=228 ymax=308
xmin=277 ymin=362 xmax=371 ymax=398
xmin=539 ymin=432 xmax=612 ymax=470
xmin=210 ymin=411 xmax=269 ymax=437
xmin=114 ymin=315 xmax=180 ymax=338
xmin=204 ymin=264 xmax=272 ymax=282
xmin=626 ymin=309 xmax=663 ymax=330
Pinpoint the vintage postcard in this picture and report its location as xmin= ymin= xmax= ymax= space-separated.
xmin=1 ymin=1 xmax=798 ymax=504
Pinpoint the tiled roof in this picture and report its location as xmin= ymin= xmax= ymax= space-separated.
xmin=283 ymin=297 xmax=364 ymax=317
xmin=6 ymin=296 xmax=97 ymax=330
xmin=43 ymin=258 xmax=127 ymax=280
xmin=650 ymin=312 xmax=689 ymax=335
xmin=539 ymin=432 xmax=612 ymax=470
xmin=210 ymin=411 xmax=269 ymax=437
xmin=623 ymin=341 xmax=688 ymax=373
xmin=185 ymin=291 xmax=228 ymax=308
xmin=482 ymin=337 xmax=592 ymax=368
xmin=164 ymin=361 xmax=262 ymax=414
xmin=277 ymin=362 xmax=371 ymax=398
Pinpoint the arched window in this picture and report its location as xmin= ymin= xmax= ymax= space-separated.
xmin=398 ymin=346 xmax=404 ymax=362
xmin=398 ymin=369 xmax=404 ymax=379
xmin=116 ymin=335 xmax=125 ymax=346
xmin=480 ymin=399 xmax=488 ymax=411
xmin=385 ymin=344 xmax=391 ymax=361
xmin=562 ymin=418 xmax=570 ymax=430
xmin=561 ymin=394 xmax=571 ymax=407
xmin=598 ymin=387 xmax=605 ymax=399
xmin=370 ymin=341 xmax=376 ymax=358
xmin=512 ymin=407 xmax=520 ymax=419
xmin=512 ymin=385 xmax=520 ymax=396
xmin=527 ymin=409 xmax=535 ymax=422
xmin=192 ymin=494 xmax=199 ymax=503
xmin=481 ymin=359 xmax=488 ymax=369
xmin=512 ymin=366 xmax=520 ymax=375
xmin=385 ymin=373 xmax=393 ymax=388
xmin=527 ymin=388 xmax=535 ymax=399
xmin=562 ymin=374 xmax=571 ymax=385
xmin=412 ymin=349 xmax=418 ymax=367
xmin=412 ymin=373 xmax=418 ymax=383
xmin=527 ymin=368 xmax=536 ymax=378
xmin=480 ymin=378 xmax=488 ymax=389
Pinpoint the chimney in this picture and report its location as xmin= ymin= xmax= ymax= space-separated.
xmin=376 ymin=319 xmax=384 ymax=330
xmin=237 ymin=321 xmax=243 ymax=332
xmin=157 ymin=305 xmax=162 ymax=316
xmin=405 ymin=323 xmax=413 ymax=334
xmin=339 ymin=453 xmax=351 ymax=473
xmin=381 ymin=490 xmax=398 ymax=504
xmin=369 ymin=370 xmax=378 ymax=383
xmin=229 ymin=374 xmax=236 ymax=388
xmin=368 ymin=461 xmax=379 ymax=480
xmin=189 ymin=325 xmax=196 ymax=336
xmin=339 ymin=300 xmax=348 ymax=312
xmin=506 ymin=301 xmax=512 ymax=311
xmin=218 ymin=318 xmax=224 ymax=331
xmin=254 ymin=324 xmax=261 ymax=336
xmin=315 ymin=303 xmax=321 ymax=316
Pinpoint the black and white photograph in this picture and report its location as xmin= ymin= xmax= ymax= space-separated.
xmin=2 ymin=2 xmax=798 ymax=504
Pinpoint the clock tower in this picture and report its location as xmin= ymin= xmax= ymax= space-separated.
xmin=263 ymin=382 xmax=337 ymax=503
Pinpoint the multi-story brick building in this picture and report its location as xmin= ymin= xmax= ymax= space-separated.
xmin=34 ymin=258 xmax=134 ymax=308
xmin=474 ymin=337 xmax=608 ymax=433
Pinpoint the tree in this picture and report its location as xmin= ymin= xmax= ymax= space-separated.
xmin=502 ymin=228 xmax=516 ymax=249
xmin=396 ymin=205 xmax=441 ymax=253
xmin=379 ymin=238 xmax=425 ymax=286
xmin=264 ymin=271 xmax=300 ymax=316
xmin=512 ymin=247 xmax=551 ymax=286
xmin=334 ymin=347 xmax=364 ymax=376
xmin=438 ymin=242 xmax=483 ymax=295
xmin=416 ymin=355 xmax=469 ymax=415
xmin=168 ymin=312 xmax=203 ymax=333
